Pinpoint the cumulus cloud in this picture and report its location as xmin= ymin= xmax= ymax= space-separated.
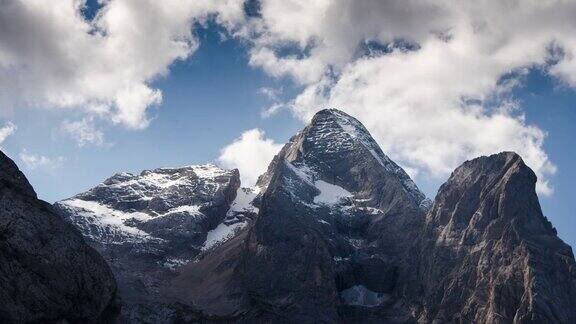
xmin=61 ymin=118 xmax=105 ymax=147
xmin=4 ymin=0 xmax=576 ymax=195
xmin=0 ymin=0 xmax=246 ymax=129
xmin=218 ymin=128 xmax=283 ymax=187
xmin=230 ymin=0 xmax=576 ymax=195
xmin=19 ymin=149 xmax=65 ymax=170
xmin=0 ymin=122 xmax=16 ymax=145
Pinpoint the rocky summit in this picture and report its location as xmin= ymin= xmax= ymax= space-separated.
xmin=404 ymin=152 xmax=576 ymax=323
xmin=53 ymin=164 xmax=259 ymax=321
xmin=50 ymin=108 xmax=575 ymax=323
xmin=0 ymin=151 xmax=117 ymax=323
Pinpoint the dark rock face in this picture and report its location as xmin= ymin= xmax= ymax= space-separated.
xmin=0 ymin=151 xmax=117 ymax=323
xmin=237 ymin=109 xmax=429 ymax=321
xmin=169 ymin=109 xmax=429 ymax=322
xmin=404 ymin=152 xmax=576 ymax=323
xmin=53 ymin=164 xmax=247 ymax=322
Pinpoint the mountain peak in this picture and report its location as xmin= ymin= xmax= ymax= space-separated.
xmin=302 ymin=108 xmax=426 ymax=206
xmin=413 ymin=151 xmax=576 ymax=323
xmin=312 ymin=108 xmax=353 ymax=119
xmin=56 ymin=163 xmax=240 ymax=244
xmin=428 ymin=150 xmax=558 ymax=243
xmin=451 ymin=151 xmax=532 ymax=182
xmin=188 ymin=108 xmax=433 ymax=321
xmin=0 ymin=151 xmax=36 ymax=198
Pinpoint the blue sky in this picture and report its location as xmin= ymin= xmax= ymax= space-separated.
xmin=0 ymin=1 xmax=574 ymax=248
xmin=1 ymin=24 xmax=302 ymax=201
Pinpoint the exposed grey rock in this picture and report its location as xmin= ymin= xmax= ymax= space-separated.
xmin=0 ymin=150 xmax=118 ymax=323
xmin=169 ymin=109 xmax=429 ymax=322
xmin=53 ymin=164 xmax=247 ymax=322
xmin=402 ymin=152 xmax=576 ymax=323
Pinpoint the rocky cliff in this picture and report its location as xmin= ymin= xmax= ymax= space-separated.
xmin=404 ymin=152 xmax=576 ymax=323
xmin=0 ymin=151 xmax=118 ymax=323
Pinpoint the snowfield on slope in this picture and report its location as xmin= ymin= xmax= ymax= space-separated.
xmin=202 ymin=187 xmax=259 ymax=251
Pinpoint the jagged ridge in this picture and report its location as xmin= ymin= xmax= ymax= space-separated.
xmin=54 ymin=163 xmax=260 ymax=322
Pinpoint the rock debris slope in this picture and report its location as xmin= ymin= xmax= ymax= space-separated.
xmin=0 ymin=150 xmax=117 ymax=323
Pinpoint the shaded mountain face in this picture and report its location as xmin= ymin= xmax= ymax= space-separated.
xmin=53 ymin=165 xmax=257 ymax=322
xmin=168 ymin=109 xmax=431 ymax=321
xmin=0 ymin=151 xmax=117 ymax=323
xmin=236 ymin=109 xmax=430 ymax=321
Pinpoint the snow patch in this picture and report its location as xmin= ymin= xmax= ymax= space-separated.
xmin=285 ymin=161 xmax=412 ymax=213
xmin=228 ymin=187 xmax=259 ymax=215
xmin=107 ymin=164 xmax=230 ymax=191
xmin=162 ymin=258 xmax=190 ymax=270
xmin=60 ymin=199 xmax=152 ymax=242
xmin=159 ymin=205 xmax=202 ymax=217
xmin=285 ymin=161 xmax=314 ymax=186
xmin=202 ymin=222 xmax=246 ymax=251
xmin=286 ymin=161 xmax=352 ymax=206
xmin=313 ymin=180 xmax=353 ymax=205
xmin=191 ymin=164 xmax=229 ymax=179
xmin=201 ymin=186 xmax=260 ymax=250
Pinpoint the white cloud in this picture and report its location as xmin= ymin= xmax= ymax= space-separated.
xmin=230 ymin=0 xmax=576 ymax=195
xmin=0 ymin=0 xmax=246 ymax=129
xmin=61 ymin=118 xmax=105 ymax=147
xmin=19 ymin=149 xmax=65 ymax=171
xmin=218 ymin=128 xmax=283 ymax=187
xmin=258 ymin=87 xmax=287 ymax=117
xmin=3 ymin=0 xmax=575 ymax=195
xmin=258 ymin=87 xmax=282 ymax=101
xmin=0 ymin=122 xmax=16 ymax=145
xmin=261 ymin=102 xmax=286 ymax=118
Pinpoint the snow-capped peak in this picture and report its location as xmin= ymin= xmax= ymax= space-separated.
xmin=313 ymin=109 xmax=425 ymax=202
xmin=55 ymin=164 xmax=239 ymax=245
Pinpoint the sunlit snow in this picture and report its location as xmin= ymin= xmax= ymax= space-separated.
xmin=201 ymin=187 xmax=259 ymax=251
xmin=202 ymin=221 xmax=245 ymax=251
xmin=60 ymin=199 xmax=152 ymax=242
xmin=313 ymin=180 xmax=353 ymax=205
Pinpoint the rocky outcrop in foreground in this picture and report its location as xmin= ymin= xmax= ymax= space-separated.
xmin=0 ymin=151 xmax=117 ymax=323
